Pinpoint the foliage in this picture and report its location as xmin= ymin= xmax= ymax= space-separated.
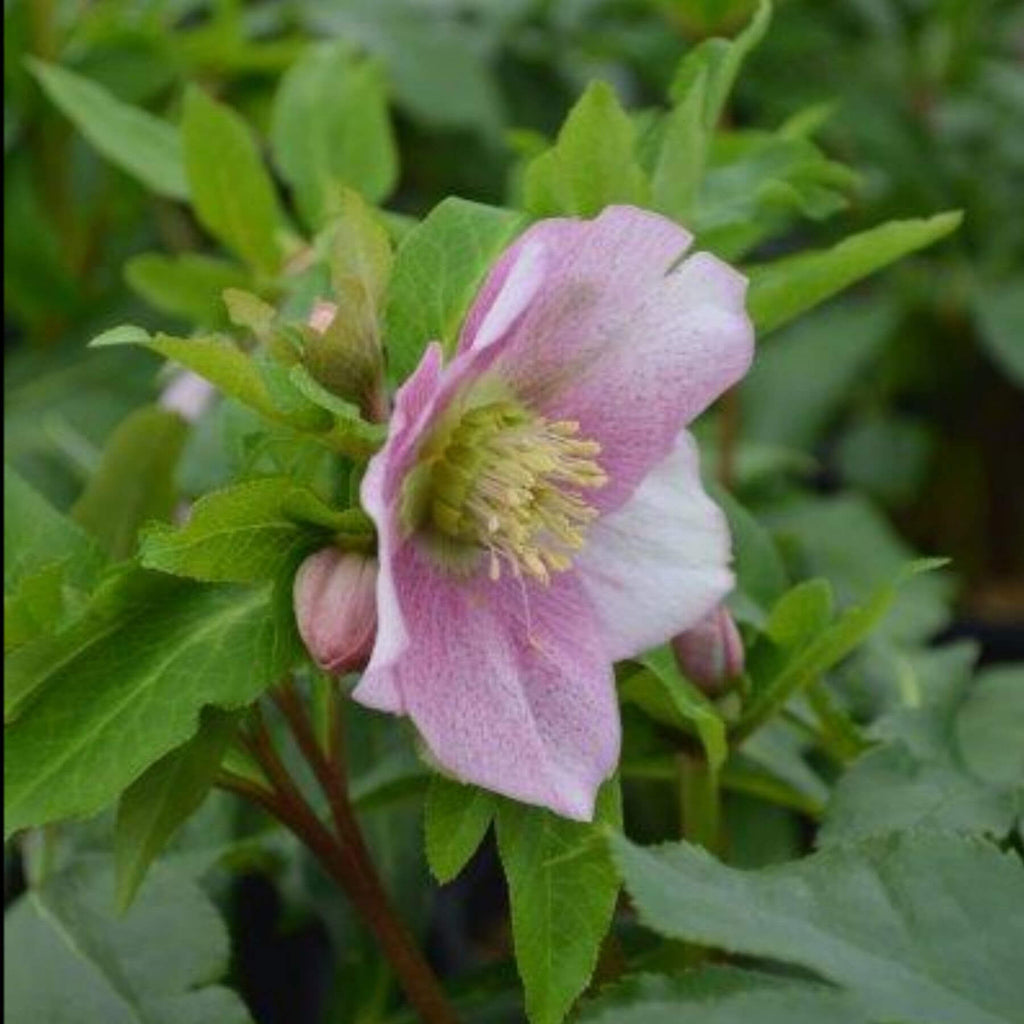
xmin=4 ymin=2 xmax=1020 ymax=1023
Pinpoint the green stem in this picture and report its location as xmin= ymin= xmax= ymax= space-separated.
xmin=678 ymin=753 xmax=720 ymax=854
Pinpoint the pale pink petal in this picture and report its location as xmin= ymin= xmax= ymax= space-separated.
xmin=575 ymin=432 xmax=734 ymax=662
xmin=159 ymin=370 xmax=216 ymax=423
xmin=459 ymin=205 xmax=753 ymax=512
xmin=464 ymin=239 xmax=547 ymax=352
xmin=355 ymin=542 xmax=619 ymax=820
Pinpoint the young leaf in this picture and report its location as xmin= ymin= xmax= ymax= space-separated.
xmin=4 ymin=571 xmax=294 ymax=836
xmin=4 ymin=860 xmax=252 ymax=1023
xmin=384 ymin=198 xmax=524 ymax=383
xmin=182 ymin=85 xmax=284 ymax=275
xmin=140 ymin=476 xmax=372 ymax=583
xmin=424 ymin=776 xmax=497 ymax=884
xmin=578 ymin=967 xmax=869 ymax=1024
xmin=734 ymin=560 xmax=946 ymax=743
xmin=747 ymin=211 xmax=963 ymax=334
xmin=125 ymin=253 xmax=252 ymax=328
xmin=523 ymin=81 xmax=650 ymax=218
xmin=497 ymin=779 xmax=622 ymax=1024
xmin=270 ymin=42 xmax=398 ymax=227
xmin=4 ymin=465 xmax=102 ymax=594
xmin=71 ymin=405 xmax=188 ymax=561
xmin=669 ymin=0 xmax=772 ymax=130
xmin=115 ymin=707 xmax=240 ymax=911
xmin=611 ymin=829 xmax=1024 ymax=1024
xmin=27 ymin=59 xmax=188 ymax=200
xmin=651 ymin=66 xmax=710 ymax=222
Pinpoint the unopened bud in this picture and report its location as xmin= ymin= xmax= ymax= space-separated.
xmin=305 ymin=300 xmax=388 ymax=423
xmin=671 ymin=605 xmax=744 ymax=696
xmin=294 ymin=548 xmax=378 ymax=675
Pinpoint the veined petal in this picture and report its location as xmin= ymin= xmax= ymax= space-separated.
xmin=576 ymin=431 xmax=733 ymax=662
xmin=461 ymin=205 xmax=754 ymax=513
xmin=355 ymin=543 xmax=619 ymax=820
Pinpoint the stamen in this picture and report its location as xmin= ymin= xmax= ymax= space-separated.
xmin=422 ymin=400 xmax=606 ymax=583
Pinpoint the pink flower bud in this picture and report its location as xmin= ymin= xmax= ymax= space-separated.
xmin=671 ymin=605 xmax=744 ymax=696
xmin=294 ymin=548 xmax=378 ymax=675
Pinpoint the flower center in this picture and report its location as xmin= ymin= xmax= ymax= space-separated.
xmin=422 ymin=400 xmax=607 ymax=583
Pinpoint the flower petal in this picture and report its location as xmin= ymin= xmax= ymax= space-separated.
xmin=354 ymin=544 xmax=619 ymax=820
xmin=460 ymin=205 xmax=753 ymax=512
xmin=576 ymin=431 xmax=734 ymax=662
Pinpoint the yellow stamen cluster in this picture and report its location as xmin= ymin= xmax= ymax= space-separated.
xmin=424 ymin=401 xmax=607 ymax=583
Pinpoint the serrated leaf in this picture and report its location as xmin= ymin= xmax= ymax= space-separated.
xmin=28 ymin=59 xmax=188 ymax=200
xmin=140 ymin=476 xmax=371 ymax=583
xmin=4 ymin=570 xmax=294 ymax=836
xmin=735 ymin=560 xmax=942 ymax=742
xmin=523 ymin=81 xmax=650 ymax=218
xmin=424 ymin=776 xmax=496 ymax=884
xmin=4 ymin=465 xmax=102 ymax=594
xmin=747 ymin=212 xmax=962 ymax=334
xmin=821 ymin=645 xmax=1021 ymax=845
xmin=270 ymin=42 xmax=397 ymax=227
xmin=497 ymin=779 xmax=622 ymax=1024
xmin=384 ymin=198 xmax=524 ymax=383
xmin=72 ymin=406 xmax=188 ymax=561
xmin=4 ymin=859 xmax=252 ymax=1023
xmin=125 ymin=253 xmax=251 ymax=328
xmin=668 ymin=0 xmax=771 ymax=129
xmin=651 ymin=66 xmax=709 ymax=223
xmin=115 ymin=707 xmax=240 ymax=911
xmin=182 ymin=85 xmax=284 ymax=275
xmin=578 ymin=967 xmax=868 ymax=1024
xmin=611 ymin=829 xmax=1024 ymax=1024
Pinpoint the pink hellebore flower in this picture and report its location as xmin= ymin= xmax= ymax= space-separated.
xmin=353 ymin=206 xmax=754 ymax=820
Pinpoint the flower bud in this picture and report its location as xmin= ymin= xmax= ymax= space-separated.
xmin=671 ymin=605 xmax=744 ymax=696
xmin=304 ymin=299 xmax=388 ymax=423
xmin=294 ymin=548 xmax=378 ymax=675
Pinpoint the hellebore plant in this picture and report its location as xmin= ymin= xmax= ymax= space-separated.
xmin=342 ymin=205 xmax=754 ymax=820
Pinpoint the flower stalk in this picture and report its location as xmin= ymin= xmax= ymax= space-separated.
xmin=217 ymin=687 xmax=459 ymax=1024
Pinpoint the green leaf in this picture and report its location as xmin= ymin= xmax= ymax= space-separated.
xmin=578 ymin=968 xmax=868 ymax=1024
xmin=706 ymin=485 xmax=788 ymax=619
xmin=973 ymin=277 xmax=1024 ymax=387
xmin=27 ymin=59 xmax=188 ymax=200
xmin=270 ymin=42 xmax=397 ymax=227
xmin=125 ymin=253 xmax=251 ymax=328
xmin=140 ymin=476 xmax=371 ymax=583
xmin=4 ymin=859 xmax=252 ymax=1023
xmin=626 ymin=648 xmax=727 ymax=775
xmin=611 ymin=829 xmax=1024 ymax=1024
xmin=737 ymin=560 xmax=945 ymax=742
xmin=523 ymin=81 xmax=650 ymax=218
xmin=4 ymin=465 xmax=101 ymax=594
xmin=181 ymin=85 xmax=284 ymax=275
xmin=424 ymin=776 xmax=496 ymax=884
xmin=747 ymin=212 xmax=962 ymax=334
xmin=956 ymin=663 xmax=1024 ymax=788
xmin=651 ymin=66 xmax=709 ymax=222
xmin=384 ymin=197 xmax=524 ymax=383
xmin=497 ymin=779 xmax=622 ymax=1024
xmin=4 ymin=571 xmax=294 ymax=835
xmin=115 ymin=707 xmax=240 ymax=911
xmin=765 ymin=578 xmax=833 ymax=648
xmin=669 ymin=0 xmax=772 ymax=129
xmin=72 ymin=406 xmax=189 ymax=561
xmin=821 ymin=645 xmax=1021 ymax=845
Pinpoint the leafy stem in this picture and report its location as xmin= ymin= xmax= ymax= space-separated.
xmin=216 ymin=684 xmax=460 ymax=1024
